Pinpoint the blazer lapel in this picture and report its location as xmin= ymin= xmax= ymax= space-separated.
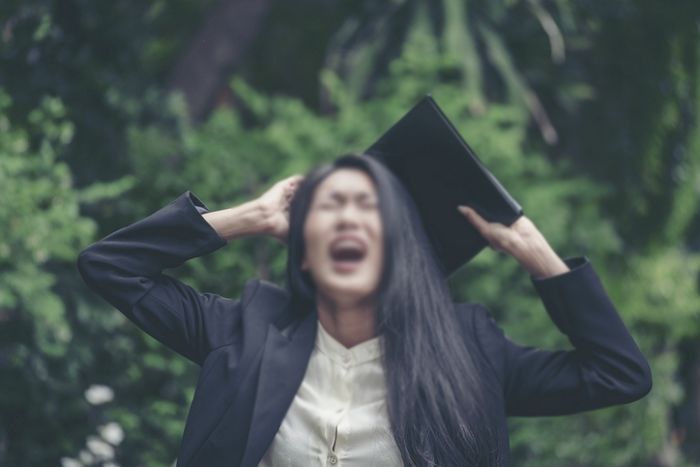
xmin=239 ymin=312 xmax=317 ymax=467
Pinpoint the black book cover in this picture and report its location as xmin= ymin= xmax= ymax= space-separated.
xmin=365 ymin=95 xmax=523 ymax=274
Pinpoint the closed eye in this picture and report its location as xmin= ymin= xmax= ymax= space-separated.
xmin=316 ymin=192 xmax=378 ymax=210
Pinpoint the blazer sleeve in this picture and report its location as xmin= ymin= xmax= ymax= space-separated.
xmin=77 ymin=191 xmax=260 ymax=365
xmin=472 ymin=257 xmax=652 ymax=416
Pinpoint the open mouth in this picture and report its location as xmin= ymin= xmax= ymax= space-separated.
xmin=329 ymin=238 xmax=367 ymax=272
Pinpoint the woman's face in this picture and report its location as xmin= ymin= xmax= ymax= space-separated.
xmin=302 ymin=168 xmax=384 ymax=305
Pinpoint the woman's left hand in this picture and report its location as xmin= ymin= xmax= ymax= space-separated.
xmin=457 ymin=205 xmax=570 ymax=279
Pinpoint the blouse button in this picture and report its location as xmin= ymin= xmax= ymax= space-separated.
xmin=328 ymin=453 xmax=338 ymax=465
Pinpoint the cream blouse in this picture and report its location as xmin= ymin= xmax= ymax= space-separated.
xmin=258 ymin=321 xmax=403 ymax=467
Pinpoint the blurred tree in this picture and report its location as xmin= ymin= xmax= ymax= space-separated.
xmin=0 ymin=0 xmax=216 ymax=189
xmin=0 ymin=91 xmax=131 ymax=465
xmin=167 ymin=0 xmax=273 ymax=120
xmin=311 ymin=0 xmax=700 ymax=253
xmin=1 ymin=0 xmax=699 ymax=465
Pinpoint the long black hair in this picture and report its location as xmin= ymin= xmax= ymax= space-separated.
xmin=286 ymin=154 xmax=500 ymax=466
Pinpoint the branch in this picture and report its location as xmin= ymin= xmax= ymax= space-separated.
xmin=527 ymin=0 xmax=566 ymax=64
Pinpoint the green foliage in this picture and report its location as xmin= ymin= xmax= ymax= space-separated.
xmin=0 ymin=91 xmax=91 ymax=464
xmin=2 ymin=1 xmax=699 ymax=465
xmin=320 ymin=0 xmax=700 ymax=254
xmin=0 ymin=90 xmax=147 ymax=465
xmin=0 ymin=0 xmax=217 ymax=189
xmin=0 ymin=92 xmax=87 ymax=357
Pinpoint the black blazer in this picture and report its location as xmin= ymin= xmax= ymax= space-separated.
xmin=77 ymin=192 xmax=652 ymax=467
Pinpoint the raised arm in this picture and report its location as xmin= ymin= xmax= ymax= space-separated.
xmin=458 ymin=206 xmax=652 ymax=415
xmin=77 ymin=176 xmax=302 ymax=364
xmin=457 ymin=206 xmax=569 ymax=279
xmin=202 ymin=175 xmax=302 ymax=241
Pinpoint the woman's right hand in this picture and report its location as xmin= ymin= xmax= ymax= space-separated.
xmin=202 ymin=174 xmax=303 ymax=242
xmin=257 ymin=174 xmax=304 ymax=242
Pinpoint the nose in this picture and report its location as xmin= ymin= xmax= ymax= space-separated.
xmin=335 ymin=204 xmax=361 ymax=229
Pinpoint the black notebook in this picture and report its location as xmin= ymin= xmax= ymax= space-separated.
xmin=364 ymin=95 xmax=523 ymax=275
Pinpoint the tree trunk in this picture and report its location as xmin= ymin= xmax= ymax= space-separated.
xmin=167 ymin=0 xmax=272 ymax=120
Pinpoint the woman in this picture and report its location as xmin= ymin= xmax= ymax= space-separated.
xmin=78 ymin=154 xmax=652 ymax=467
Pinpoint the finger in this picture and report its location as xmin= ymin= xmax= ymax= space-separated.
xmin=283 ymin=175 xmax=302 ymax=190
xmin=282 ymin=176 xmax=304 ymax=204
xmin=284 ymin=176 xmax=304 ymax=194
xmin=287 ymin=174 xmax=304 ymax=185
xmin=275 ymin=175 xmax=303 ymax=190
xmin=457 ymin=205 xmax=489 ymax=233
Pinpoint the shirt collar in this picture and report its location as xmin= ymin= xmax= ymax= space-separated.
xmin=315 ymin=320 xmax=382 ymax=366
